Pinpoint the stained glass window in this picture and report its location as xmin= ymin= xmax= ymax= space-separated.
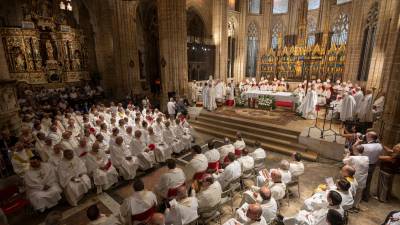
xmin=249 ymin=0 xmax=261 ymax=14
xmin=331 ymin=13 xmax=349 ymax=45
xmin=273 ymin=0 xmax=289 ymax=14
xmin=308 ymin=0 xmax=320 ymax=10
xmin=246 ymin=22 xmax=259 ymax=77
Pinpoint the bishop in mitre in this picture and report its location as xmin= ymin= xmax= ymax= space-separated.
xmin=297 ymin=84 xmax=318 ymax=120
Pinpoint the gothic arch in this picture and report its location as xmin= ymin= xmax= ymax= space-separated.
xmin=187 ymin=7 xmax=206 ymax=41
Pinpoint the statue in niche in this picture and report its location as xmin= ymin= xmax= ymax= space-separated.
xmin=46 ymin=40 xmax=54 ymax=60
xmin=295 ymin=60 xmax=302 ymax=76
xmin=15 ymin=52 xmax=26 ymax=71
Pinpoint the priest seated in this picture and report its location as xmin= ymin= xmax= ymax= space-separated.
xmin=240 ymin=186 xmax=277 ymax=224
xmin=184 ymin=145 xmax=208 ymax=181
xmin=233 ymin=132 xmax=246 ymax=157
xmin=164 ymin=186 xmax=199 ymax=225
xmin=109 ymin=136 xmax=139 ymax=180
xmin=214 ymin=152 xmax=242 ymax=190
xmin=256 ymin=169 xmax=286 ymax=201
xmin=197 ymin=174 xmax=222 ymax=217
xmin=24 ymin=156 xmax=62 ymax=212
xmin=204 ymin=140 xmax=221 ymax=172
xmin=86 ymin=204 xmax=119 ymax=225
xmin=218 ymin=137 xmax=235 ymax=165
xmin=155 ymin=159 xmax=186 ymax=200
xmin=57 ymin=149 xmax=92 ymax=206
xmin=289 ymin=152 xmax=305 ymax=178
xmin=238 ymin=149 xmax=255 ymax=178
xmin=249 ymin=141 xmax=266 ymax=171
xmin=233 ymin=203 xmax=268 ymax=225
xmin=130 ymin=130 xmax=155 ymax=170
xmin=120 ymin=178 xmax=158 ymax=225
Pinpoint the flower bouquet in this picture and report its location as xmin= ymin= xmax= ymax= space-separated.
xmin=235 ymin=96 xmax=246 ymax=107
xmin=258 ymin=95 xmax=276 ymax=110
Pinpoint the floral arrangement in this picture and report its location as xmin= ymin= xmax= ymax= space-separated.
xmin=235 ymin=96 xmax=247 ymax=107
xmin=258 ymin=95 xmax=276 ymax=110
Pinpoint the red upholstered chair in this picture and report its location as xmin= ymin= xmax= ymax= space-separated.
xmin=193 ymin=171 xmax=206 ymax=181
xmin=167 ymin=183 xmax=186 ymax=199
xmin=207 ymin=161 xmax=220 ymax=171
xmin=0 ymin=185 xmax=30 ymax=215
xmin=131 ymin=206 xmax=156 ymax=223
xmin=234 ymin=149 xmax=242 ymax=157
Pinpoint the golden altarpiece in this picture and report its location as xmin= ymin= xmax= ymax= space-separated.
xmin=0 ymin=1 xmax=90 ymax=86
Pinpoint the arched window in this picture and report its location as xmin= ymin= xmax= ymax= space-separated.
xmin=273 ymin=0 xmax=289 ymax=14
xmin=249 ymin=0 xmax=261 ymax=14
xmin=308 ymin=0 xmax=320 ymax=10
xmin=357 ymin=3 xmax=379 ymax=81
xmin=331 ymin=13 xmax=349 ymax=45
xmin=307 ymin=18 xmax=317 ymax=46
xmin=246 ymin=22 xmax=259 ymax=77
xmin=271 ymin=23 xmax=282 ymax=50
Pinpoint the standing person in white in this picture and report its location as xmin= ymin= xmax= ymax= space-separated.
xmin=297 ymin=84 xmax=318 ymax=119
xmin=167 ymin=98 xmax=176 ymax=119
xmin=207 ymin=83 xmax=217 ymax=111
xmin=57 ymin=149 xmax=91 ymax=206
xmin=202 ymin=83 xmax=209 ymax=109
xmin=357 ymin=90 xmax=373 ymax=123
xmin=340 ymin=92 xmax=356 ymax=122
xmin=24 ymin=156 xmax=62 ymax=212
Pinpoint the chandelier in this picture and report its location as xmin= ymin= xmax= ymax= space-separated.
xmin=60 ymin=0 xmax=73 ymax=11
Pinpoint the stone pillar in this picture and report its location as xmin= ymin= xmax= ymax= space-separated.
xmin=157 ymin=0 xmax=188 ymax=108
xmin=0 ymin=34 xmax=21 ymax=135
xmin=374 ymin=0 xmax=400 ymax=145
xmin=110 ymin=0 xmax=141 ymax=98
xmin=296 ymin=0 xmax=308 ymax=46
xmin=234 ymin=0 xmax=247 ymax=83
xmin=287 ymin=0 xmax=301 ymax=35
xmin=319 ymin=0 xmax=331 ymax=47
xmin=258 ymin=0 xmax=273 ymax=75
xmin=212 ymin=0 xmax=228 ymax=81
xmin=343 ymin=0 xmax=365 ymax=82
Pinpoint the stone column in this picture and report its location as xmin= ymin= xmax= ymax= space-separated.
xmin=319 ymin=0 xmax=331 ymax=46
xmin=234 ymin=0 xmax=247 ymax=83
xmin=374 ymin=0 xmax=400 ymax=145
xmin=343 ymin=0 xmax=365 ymax=81
xmin=0 ymin=34 xmax=21 ymax=135
xmin=212 ymin=0 xmax=228 ymax=81
xmin=258 ymin=0 xmax=273 ymax=77
xmin=157 ymin=0 xmax=188 ymax=108
xmin=110 ymin=0 xmax=141 ymax=98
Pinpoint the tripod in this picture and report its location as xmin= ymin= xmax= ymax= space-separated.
xmin=307 ymin=104 xmax=338 ymax=142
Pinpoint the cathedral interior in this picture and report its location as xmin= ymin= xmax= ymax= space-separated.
xmin=0 ymin=0 xmax=400 ymax=225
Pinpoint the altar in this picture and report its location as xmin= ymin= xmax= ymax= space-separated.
xmin=241 ymin=90 xmax=300 ymax=109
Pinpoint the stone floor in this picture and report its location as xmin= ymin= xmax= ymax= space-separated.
xmin=5 ymin=113 xmax=400 ymax=225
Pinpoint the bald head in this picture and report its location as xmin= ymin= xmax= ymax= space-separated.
xmin=246 ymin=204 xmax=262 ymax=221
xmin=341 ymin=165 xmax=356 ymax=178
xmin=148 ymin=213 xmax=165 ymax=225
xmin=270 ymin=170 xmax=282 ymax=183
xmin=260 ymin=186 xmax=272 ymax=201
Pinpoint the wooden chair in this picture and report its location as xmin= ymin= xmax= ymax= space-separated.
xmin=221 ymin=185 xmax=234 ymax=213
xmin=285 ymin=176 xmax=301 ymax=206
xmin=198 ymin=202 xmax=222 ymax=225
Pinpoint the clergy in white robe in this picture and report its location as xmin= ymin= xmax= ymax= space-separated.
xmin=233 ymin=133 xmax=246 ymax=157
xmin=130 ymin=130 xmax=155 ymax=170
xmin=207 ymin=83 xmax=217 ymax=111
xmin=86 ymin=143 xmax=118 ymax=193
xmin=147 ymin=127 xmax=172 ymax=162
xmin=120 ymin=179 xmax=158 ymax=225
xmin=204 ymin=141 xmax=221 ymax=171
xmin=164 ymin=186 xmax=199 ymax=225
xmin=297 ymin=85 xmax=318 ymax=120
xmin=278 ymin=160 xmax=292 ymax=184
xmin=197 ymin=175 xmax=222 ymax=214
xmin=214 ymin=153 xmax=242 ymax=190
xmin=109 ymin=136 xmax=139 ymax=180
xmin=47 ymin=125 xmax=62 ymax=144
xmin=173 ymin=119 xmax=192 ymax=150
xmin=353 ymin=87 xmax=364 ymax=113
xmin=152 ymin=118 xmax=164 ymax=137
xmin=57 ymin=149 xmax=91 ymax=206
xmin=235 ymin=203 xmax=268 ymax=225
xmin=35 ymin=132 xmax=50 ymax=161
xmin=340 ymin=92 xmax=356 ymax=122
xmin=48 ymin=144 xmax=64 ymax=169
xmin=155 ymin=159 xmax=186 ymax=199
xmin=357 ymin=90 xmax=373 ymax=122
xmin=191 ymin=81 xmax=198 ymax=103
xmin=202 ymin=83 xmax=209 ymax=109
xmin=215 ymin=81 xmax=225 ymax=103
xmin=249 ymin=142 xmax=266 ymax=171
xmin=289 ymin=152 xmax=305 ymax=178
xmin=335 ymin=179 xmax=354 ymax=210
xmin=86 ymin=204 xmax=119 ymax=225
xmin=218 ymin=138 xmax=235 ymax=164
xmin=163 ymin=121 xmax=184 ymax=154
xmin=256 ymin=169 xmax=286 ymax=200
xmin=59 ymin=131 xmax=79 ymax=151
xmin=11 ymin=143 xmax=33 ymax=177
xmin=184 ymin=145 xmax=208 ymax=181
xmin=238 ymin=149 xmax=255 ymax=178
xmin=24 ymin=156 xmax=62 ymax=212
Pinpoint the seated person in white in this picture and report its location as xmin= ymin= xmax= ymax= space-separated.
xmin=35 ymin=132 xmax=50 ymax=162
xmin=59 ymin=131 xmax=79 ymax=152
xmin=57 ymin=149 xmax=91 ymax=206
xmin=173 ymin=118 xmax=192 ymax=150
xmin=238 ymin=149 xmax=255 ymax=178
xmin=155 ymin=159 xmax=186 ymax=199
xmin=204 ymin=140 xmax=221 ymax=171
xmin=249 ymin=142 xmax=266 ymax=171
xmin=340 ymin=165 xmax=358 ymax=198
xmin=165 ymin=186 xmax=199 ymax=225
xmin=11 ymin=143 xmax=33 ymax=177
xmin=289 ymin=152 xmax=305 ymax=178
xmin=86 ymin=204 xmax=119 ymax=225
xmin=214 ymin=152 xmax=242 ymax=190
xmin=284 ymin=190 xmax=344 ymax=225
xmin=278 ymin=160 xmax=292 ymax=185
xmin=256 ymin=169 xmax=286 ymax=201
xmin=239 ymin=186 xmax=277 ymax=224
xmin=120 ymin=179 xmax=158 ymax=225
xmin=86 ymin=142 xmax=119 ymax=193
xmin=24 ymin=156 xmax=62 ymax=212
xmin=184 ymin=145 xmax=208 ymax=181
xmin=130 ymin=130 xmax=155 ymax=170
xmin=335 ymin=178 xmax=354 ymax=210
xmin=218 ymin=137 xmax=235 ymax=164
xmin=148 ymin=127 xmax=172 ymax=163
xmin=197 ymin=174 xmax=222 ymax=215
xmin=109 ymin=136 xmax=139 ymax=180
xmin=234 ymin=203 xmax=268 ymax=225
xmin=163 ymin=121 xmax=184 ymax=154
xmin=48 ymin=144 xmax=63 ymax=169
xmin=76 ymin=138 xmax=91 ymax=160
xmin=233 ymin=132 xmax=246 ymax=157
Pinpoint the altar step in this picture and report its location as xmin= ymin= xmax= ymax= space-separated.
xmin=190 ymin=110 xmax=318 ymax=161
